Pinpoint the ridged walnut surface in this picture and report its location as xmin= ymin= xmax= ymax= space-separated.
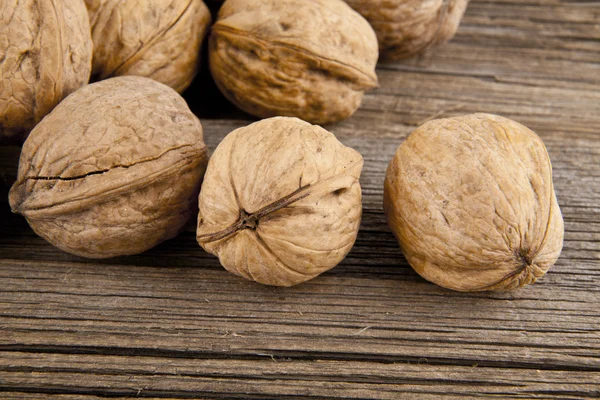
xmin=85 ymin=0 xmax=211 ymax=93
xmin=209 ymin=0 xmax=378 ymax=125
xmin=0 ymin=0 xmax=92 ymax=143
xmin=9 ymin=76 xmax=209 ymax=258
xmin=197 ymin=117 xmax=363 ymax=287
xmin=345 ymin=0 xmax=469 ymax=60
xmin=384 ymin=113 xmax=564 ymax=292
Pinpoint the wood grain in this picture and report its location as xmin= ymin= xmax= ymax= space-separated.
xmin=1 ymin=0 xmax=599 ymax=398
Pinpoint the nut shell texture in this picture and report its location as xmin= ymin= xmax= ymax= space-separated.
xmin=345 ymin=0 xmax=469 ymax=60
xmin=384 ymin=114 xmax=564 ymax=291
xmin=197 ymin=117 xmax=363 ymax=286
xmin=9 ymin=76 xmax=209 ymax=258
xmin=0 ymin=0 xmax=92 ymax=142
xmin=209 ymin=0 xmax=378 ymax=125
xmin=86 ymin=0 xmax=211 ymax=93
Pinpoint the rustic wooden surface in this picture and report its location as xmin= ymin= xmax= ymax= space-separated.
xmin=1 ymin=0 xmax=599 ymax=398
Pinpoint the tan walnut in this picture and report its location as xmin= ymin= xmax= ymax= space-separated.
xmin=9 ymin=76 xmax=209 ymax=258
xmin=209 ymin=0 xmax=379 ymax=125
xmin=0 ymin=0 xmax=92 ymax=143
xmin=85 ymin=0 xmax=211 ymax=93
xmin=197 ymin=117 xmax=363 ymax=286
xmin=345 ymin=0 xmax=469 ymax=60
xmin=384 ymin=113 xmax=564 ymax=291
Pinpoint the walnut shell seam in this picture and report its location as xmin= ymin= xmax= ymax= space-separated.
xmin=211 ymin=25 xmax=379 ymax=89
xmin=100 ymin=0 xmax=196 ymax=77
xmin=11 ymin=144 xmax=207 ymax=218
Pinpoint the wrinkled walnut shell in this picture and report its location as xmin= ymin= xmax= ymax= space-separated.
xmin=9 ymin=76 xmax=208 ymax=258
xmin=209 ymin=0 xmax=379 ymax=125
xmin=0 ymin=0 xmax=92 ymax=143
xmin=345 ymin=0 xmax=469 ymax=60
xmin=85 ymin=0 xmax=211 ymax=93
xmin=197 ymin=117 xmax=363 ymax=286
xmin=384 ymin=113 xmax=564 ymax=291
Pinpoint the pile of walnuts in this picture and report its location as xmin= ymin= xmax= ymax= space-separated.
xmin=2 ymin=0 xmax=564 ymax=292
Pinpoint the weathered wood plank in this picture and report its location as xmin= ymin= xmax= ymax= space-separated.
xmin=1 ymin=0 xmax=599 ymax=397
xmin=0 ymin=258 xmax=598 ymax=349
xmin=1 ymin=353 xmax=598 ymax=399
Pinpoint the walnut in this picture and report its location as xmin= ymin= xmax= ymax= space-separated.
xmin=209 ymin=0 xmax=379 ymax=125
xmin=345 ymin=0 xmax=469 ymax=60
xmin=0 ymin=0 xmax=92 ymax=143
xmin=384 ymin=114 xmax=564 ymax=291
xmin=197 ymin=117 xmax=363 ymax=286
xmin=9 ymin=76 xmax=209 ymax=258
xmin=85 ymin=0 xmax=211 ymax=93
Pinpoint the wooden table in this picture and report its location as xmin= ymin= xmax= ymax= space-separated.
xmin=1 ymin=1 xmax=599 ymax=398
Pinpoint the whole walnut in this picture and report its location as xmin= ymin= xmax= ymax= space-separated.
xmin=197 ymin=117 xmax=363 ymax=286
xmin=384 ymin=114 xmax=564 ymax=291
xmin=0 ymin=0 xmax=92 ymax=143
xmin=9 ymin=76 xmax=209 ymax=258
xmin=345 ymin=0 xmax=469 ymax=60
xmin=85 ymin=0 xmax=211 ymax=93
xmin=209 ymin=0 xmax=379 ymax=125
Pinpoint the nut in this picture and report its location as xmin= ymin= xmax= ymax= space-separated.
xmin=9 ymin=76 xmax=209 ymax=258
xmin=345 ymin=0 xmax=469 ymax=60
xmin=209 ymin=0 xmax=379 ymax=125
xmin=384 ymin=113 xmax=564 ymax=291
xmin=85 ymin=0 xmax=211 ymax=93
xmin=0 ymin=0 xmax=92 ymax=143
xmin=197 ymin=117 xmax=363 ymax=286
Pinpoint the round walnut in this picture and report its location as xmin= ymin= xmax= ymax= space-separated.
xmin=85 ymin=0 xmax=211 ymax=93
xmin=9 ymin=76 xmax=209 ymax=258
xmin=384 ymin=114 xmax=564 ymax=291
xmin=0 ymin=0 xmax=92 ymax=143
xmin=345 ymin=0 xmax=469 ymax=60
xmin=209 ymin=0 xmax=379 ymax=125
xmin=197 ymin=117 xmax=363 ymax=286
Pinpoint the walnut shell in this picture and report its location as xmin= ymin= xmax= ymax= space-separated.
xmin=197 ymin=117 xmax=363 ymax=286
xmin=9 ymin=76 xmax=208 ymax=258
xmin=85 ymin=0 xmax=211 ymax=93
xmin=345 ymin=0 xmax=469 ymax=60
xmin=0 ymin=0 xmax=92 ymax=143
xmin=384 ymin=114 xmax=564 ymax=291
xmin=209 ymin=0 xmax=379 ymax=125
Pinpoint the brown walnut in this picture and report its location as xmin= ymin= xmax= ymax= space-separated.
xmin=9 ymin=76 xmax=209 ymax=258
xmin=384 ymin=113 xmax=564 ymax=291
xmin=197 ymin=117 xmax=363 ymax=286
xmin=345 ymin=0 xmax=469 ymax=60
xmin=85 ymin=0 xmax=211 ymax=93
xmin=0 ymin=0 xmax=92 ymax=143
xmin=209 ymin=0 xmax=379 ymax=125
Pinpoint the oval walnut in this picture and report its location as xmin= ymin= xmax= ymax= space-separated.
xmin=0 ymin=0 xmax=92 ymax=143
xmin=209 ymin=0 xmax=379 ymax=125
xmin=85 ymin=0 xmax=211 ymax=93
xmin=9 ymin=76 xmax=209 ymax=258
xmin=345 ymin=0 xmax=469 ymax=60
xmin=197 ymin=117 xmax=363 ymax=287
xmin=384 ymin=114 xmax=564 ymax=291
